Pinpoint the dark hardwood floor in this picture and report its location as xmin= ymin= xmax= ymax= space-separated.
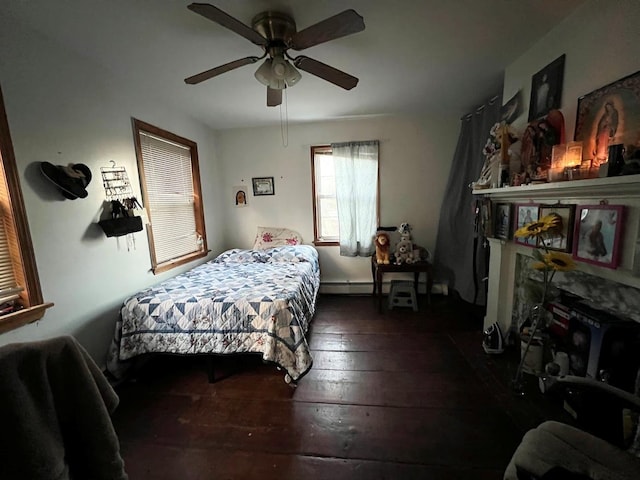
xmin=111 ymin=294 xmax=570 ymax=479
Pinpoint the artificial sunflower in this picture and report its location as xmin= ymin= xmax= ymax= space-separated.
xmin=530 ymin=261 xmax=548 ymax=271
xmin=514 ymin=221 xmax=546 ymax=238
xmin=542 ymin=251 xmax=576 ymax=272
xmin=538 ymin=213 xmax=563 ymax=233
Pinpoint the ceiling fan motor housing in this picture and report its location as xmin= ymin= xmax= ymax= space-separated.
xmin=251 ymin=11 xmax=297 ymax=53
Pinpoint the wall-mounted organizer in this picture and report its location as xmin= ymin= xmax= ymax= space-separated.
xmin=98 ymin=162 xmax=144 ymax=239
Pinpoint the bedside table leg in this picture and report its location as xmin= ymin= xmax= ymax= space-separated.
xmin=376 ymin=270 xmax=383 ymax=313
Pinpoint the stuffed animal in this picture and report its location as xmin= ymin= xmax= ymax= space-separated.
xmin=398 ymin=222 xmax=412 ymax=238
xmin=374 ymin=232 xmax=391 ymax=264
xmin=394 ymin=238 xmax=414 ymax=265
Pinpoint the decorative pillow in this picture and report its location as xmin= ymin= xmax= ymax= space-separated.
xmin=253 ymin=227 xmax=302 ymax=250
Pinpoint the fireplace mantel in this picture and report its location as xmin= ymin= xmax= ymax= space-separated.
xmin=472 ymin=174 xmax=640 ymax=332
xmin=472 ymin=174 xmax=640 ymax=200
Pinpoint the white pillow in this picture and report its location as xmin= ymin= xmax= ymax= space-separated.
xmin=253 ymin=226 xmax=303 ymax=250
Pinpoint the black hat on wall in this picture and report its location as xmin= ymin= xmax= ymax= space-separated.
xmin=40 ymin=162 xmax=92 ymax=200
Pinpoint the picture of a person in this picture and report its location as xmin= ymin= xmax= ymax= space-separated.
xmin=593 ymin=102 xmax=619 ymax=167
xmin=235 ymin=189 xmax=247 ymax=206
xmin=535 ymin=73 xmax=550 ymax=117
xmin=587 ymin=220 xmax=607 ymax=257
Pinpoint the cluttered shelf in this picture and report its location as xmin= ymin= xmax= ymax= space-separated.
xmin=472 ymin=174 xmax=640 ymax=200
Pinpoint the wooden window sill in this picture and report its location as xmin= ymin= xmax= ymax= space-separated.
xmin=0 ymin=302 xmax=54 ymax=335
xmin=313 ymin=240 xmax=339 ymax=247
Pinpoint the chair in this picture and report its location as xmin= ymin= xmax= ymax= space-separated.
xmin=504 ymin=375 xmax=640 ymax=479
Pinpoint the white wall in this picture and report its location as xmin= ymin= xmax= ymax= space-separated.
xmin=214 ymin=115 xmax=459 ymax=289
xmin=0 ymin=16 xmax=225 ymax=362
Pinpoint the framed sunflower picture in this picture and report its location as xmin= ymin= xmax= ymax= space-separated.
xmin=573 ymin=204 xmax=624 ymax=269
xmin=514 ymin=203 xmax=539 ymax=246
xmin=538 ymin=204 xmax=576 ymax=252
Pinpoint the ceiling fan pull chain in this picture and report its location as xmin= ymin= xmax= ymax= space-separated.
xmin=280 ymin=88 xmax=289 ymax=148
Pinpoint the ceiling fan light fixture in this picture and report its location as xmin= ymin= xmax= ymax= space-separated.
xmin=268 ymin=78 xmax=286 ymax=90
xmin=284 ymin=61 xmax=302 ymax=87
xmin=271 ymin=56 xmax=288 ymax=79
xmin=254 ymin=58 xmax=273 ymax=86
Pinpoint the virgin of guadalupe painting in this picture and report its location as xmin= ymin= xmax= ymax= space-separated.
xmin=575 ymin=70 xmax=640 ymax=169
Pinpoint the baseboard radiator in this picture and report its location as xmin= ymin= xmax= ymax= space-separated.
xmin=319 ymin=281 xmax=448 ymax=295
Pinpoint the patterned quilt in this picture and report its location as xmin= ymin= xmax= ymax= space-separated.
xmin=108 ymin=245 xmax=320 ymax=382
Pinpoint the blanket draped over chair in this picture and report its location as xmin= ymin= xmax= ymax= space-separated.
xmin=0 ymin=335 xmax=127 ymax=480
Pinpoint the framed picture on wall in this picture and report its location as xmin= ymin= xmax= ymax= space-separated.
xmin=538 ymin=204 xmax=576 ymax=252
xmin=252 ymin=177 xmax=275 ymax=196
xmin=573 ymin=204 xmax=624 ymax=269
xmin=493 ymin=203 xmax=512 ymax=240
xmin=514 ymin=203 xmax=539 ymax=247
xmin=528 ymin=54 xmax=566 ymax=121
xmin=233 ymin=185 xmax=248 ymax=207
xmin=574 ymin=70 xmax=640 ymax=169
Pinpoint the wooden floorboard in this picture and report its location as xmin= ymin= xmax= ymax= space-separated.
xmin=112 ymin=294 xmax=568 ymax=479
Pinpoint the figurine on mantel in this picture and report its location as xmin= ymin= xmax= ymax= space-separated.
xmin=517 ymin=110 xmax=564 ymax=184
xmin=472 ymin=122 xmax=518 ymax=189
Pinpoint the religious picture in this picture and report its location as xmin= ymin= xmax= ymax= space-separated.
xmin=575 ymin=70 xmax=640 ymax=169
xmin=528 ymin=55 xmax=565 ymax=121
xmin=233 ymin=185 xmax=248 ymax=207
xmin=573 ymin=205 xmax=624 ymax=269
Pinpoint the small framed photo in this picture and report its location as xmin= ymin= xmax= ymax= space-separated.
xmin=514 ymin=203 xmax=539 ymax=247
xmin=494 ymin=203 xmax=512 ymax=240
xmin=252 ymin=177 xmax=275 ymax=196
xmin=573 ymin=205 xmax=624 ymax=269
xmin=539 ymin=204 xmax=576 ymax=252
xmin=233 ymin=185 xmax=248 ymax=207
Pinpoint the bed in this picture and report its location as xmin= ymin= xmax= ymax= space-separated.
xmin=107 ymin=240 xmax=319 ymax=383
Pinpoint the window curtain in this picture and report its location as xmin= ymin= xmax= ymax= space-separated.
xmin=331 ymin=140 xmax=379 ymax=257
xmin=433 ymin=95 xmax=501 ymax=305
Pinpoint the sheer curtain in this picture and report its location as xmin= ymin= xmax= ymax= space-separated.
xmin=331 ymin=140 xmax=379 ymax=257
xmin=433 ymin=95 xmax=501 ymax=305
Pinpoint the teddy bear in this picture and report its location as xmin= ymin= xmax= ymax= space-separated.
xmin=374 ymin=232 xmax=391 ymax=264
xmin=394 ymin=238 xmax=414 ymax=265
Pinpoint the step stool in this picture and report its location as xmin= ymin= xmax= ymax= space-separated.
xmin=388 ymin=280 xmax=418 ymax=311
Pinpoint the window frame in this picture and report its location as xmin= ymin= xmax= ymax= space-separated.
xmin=132 ymin=118 xmax=208 ymax=274
xmin=311 ymin=145 xmax=339 ymax=246
xmin=0 ymin=85 xmax=52 ymax=334
xmin=311 ymin=144 xmax=381 ymax=247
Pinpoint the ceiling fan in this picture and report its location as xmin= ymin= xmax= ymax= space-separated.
xmin=184 ymin=3 xmax=365 ymax=107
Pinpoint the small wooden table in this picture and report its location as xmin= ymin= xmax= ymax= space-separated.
xmin=371 ymin=256 xmax=433 ymax=312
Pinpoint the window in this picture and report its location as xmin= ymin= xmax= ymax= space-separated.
xmin=0 ymin=85 xmax=52 ymax=334
xmin=311 ymin=145 xmax=339 ymax=245
xmin=132 ymin=119 xmax=208 ymax=274
xmin=311 ymin=142 xmax=379 ymax=255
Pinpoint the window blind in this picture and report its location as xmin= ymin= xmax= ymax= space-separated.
xmin=139 ymin=132 xmax=200 ymax=265
xmin=0 ymin=207 xmax=22 ymax=304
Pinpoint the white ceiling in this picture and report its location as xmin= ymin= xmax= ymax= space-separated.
xmin=5 ymin=0 xmax=586 ymax=130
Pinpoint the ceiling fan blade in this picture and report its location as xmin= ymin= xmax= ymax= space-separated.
xmin=290 ymin=9 xmax=365 ymax=50
xmin=188 ymin=3 xmax=268 ymax=47
xmin=267 ymin=87 xmax=282 ymax=107
xmin=293 ymin=56 xmax=359 ymax=90
xmin=185 ymin=56 xmax=261 ymax=85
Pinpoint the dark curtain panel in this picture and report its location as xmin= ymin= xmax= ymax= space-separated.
xmin=434 ymin=95 xmax=501 ymax=305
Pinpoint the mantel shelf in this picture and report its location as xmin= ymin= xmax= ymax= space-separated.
xmin=472 ymin=174 xmax=640 ymax=200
